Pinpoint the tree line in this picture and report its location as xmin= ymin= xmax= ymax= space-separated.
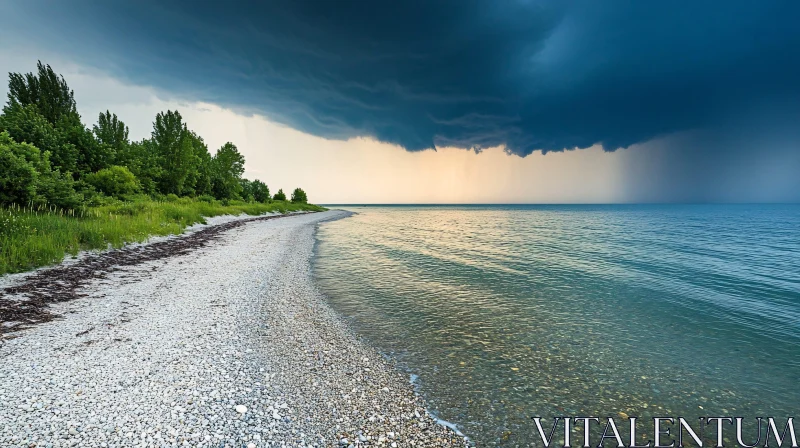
xmin=0 ymin=61 xmax=309 ymax=209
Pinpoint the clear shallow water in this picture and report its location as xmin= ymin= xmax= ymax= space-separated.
xmin=312 ymin=205 xmax=800 ymax=446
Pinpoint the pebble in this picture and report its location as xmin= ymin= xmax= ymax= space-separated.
xmin=0 ymin=211 xmax=468 ymax=447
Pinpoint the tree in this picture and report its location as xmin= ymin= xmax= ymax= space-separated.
xmin=1 ymin=61 xmax=309 ymax=211
xmin=61 ymin=113 xmax=110 ymax=175
xmin=5 ymin=63 xmax=110 ymax=176
xmin=7 ymin=61 xmax=77 ymax=125
xmin=239 ymin=179 xmax=254 ymax=202
xmin=0 ymin=132 xmax=38 ymax=205
xmin=211 ymin=142 xmax=245 ymax=200
xmin=0 ymin=131 xmax=81 ymax=209
xmin=184 ymin=131 xmax=212 ymax=196
xmin=291 ymin=187 xmax=308 ymax=203
xmin=152 ymin=110 xmax=193 ymax=195
xmin=273 ymin=188 xmax=287 ymax=201
xmin=251 ymin=179 xmax=270 ymax=203
xmin=93 ymin=110 xmax=129 ymax=156
xmin=0 ymin=102 xmax=78 ymax=174
xmin=120 ymin=139 xmax=162 ymax=195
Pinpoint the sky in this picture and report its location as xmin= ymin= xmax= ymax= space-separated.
xmin=1 ymin=1 xmax=799 ymax=203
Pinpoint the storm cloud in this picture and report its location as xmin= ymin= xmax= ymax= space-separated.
xmin=2 ymin=1 xmax=800 ymax=156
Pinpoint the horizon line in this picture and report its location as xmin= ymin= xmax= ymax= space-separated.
xmin=319 ymin=202 xmax=800 ymax=206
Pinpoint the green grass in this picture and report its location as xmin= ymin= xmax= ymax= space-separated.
xmin=0 ymin=198 xmax=326 ymax=275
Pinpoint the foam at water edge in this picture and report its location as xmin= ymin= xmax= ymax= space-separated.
xmin=409 ymin=373 xmax=470 ymax=441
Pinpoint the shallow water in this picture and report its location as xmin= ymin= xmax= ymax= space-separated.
xmin=313 ymin=205 xmax=800 ymax=445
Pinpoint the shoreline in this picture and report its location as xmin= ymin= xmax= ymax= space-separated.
xmin=0 ymin=210 xmax=468 ymax=447
xmin=0 ymin=210 xmax=308 ymax=292
xmin=0 ymin=211 xmax=300 ymax=334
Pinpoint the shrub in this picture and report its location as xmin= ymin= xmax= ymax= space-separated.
xmin=198 ymin=194 xmax=215 ymax=203
xmin=85 ymin=193 xmax=123 ymax=207
xmin=36 ymin=168 xmax=83 ymax=209
xmin=165 ymin=193 xmax=180 ymax=202
xmin=291 ymin=187 xmax=308 ymax=203
xmin=120 ymin=193 xmax=152 ymax=203
xmin=272 ymin=188 xmax=287 ymax=201
xmin=84 ymin=165 xmax=139 ymax=198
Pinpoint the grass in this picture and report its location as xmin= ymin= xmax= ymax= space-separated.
xmin=0 ymin=198 xmax=326 ymax=275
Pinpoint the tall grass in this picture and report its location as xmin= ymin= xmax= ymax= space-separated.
xmin=0 ymin=199 xmax=325 ymax=275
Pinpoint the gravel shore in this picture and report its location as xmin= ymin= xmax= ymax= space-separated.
xmin=0 ymin=210 xmax=468 ymax=447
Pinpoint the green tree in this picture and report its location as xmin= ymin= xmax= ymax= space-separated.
xmin=251 ymin=179 xmax=270 ymax=203
xmin=7 ymin=61 xmax=77 ymax=125
xmin=61 ymin=113 xmax=110 ymax=174
xmin=184 ymin=131 xmax=212 ymax=196
xmin=0 ymin=132 xmax=38 ymax=205
xmin=120 ymin=139 xmax=162 ymax=195
xmin=93 ymin=110 xmax=129 ymax=156
xmin=5 ymin=62 xmax=110 ymax=176
xmin=0 ymin=102 xmax=78 ymax=174
xmin=84 ymin=166 xmax=139 ymax=198
xmin=273 ymin=188 xmax=287 ymax=201
xmin=239 ymin=178 xmax=254 ymax=202
xmin=211 ymin=142 xmax=245 ymax=200
xmin=152 ymin=110 xmax=193 ymax=195
xmin=291 ymin=187 xmax=308 ymax=203
xmin=0 ymin=131 xmax=81 ymax=208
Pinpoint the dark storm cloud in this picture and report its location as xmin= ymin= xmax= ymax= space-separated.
xmin=3 ymin=1 xmax=800 ymax=155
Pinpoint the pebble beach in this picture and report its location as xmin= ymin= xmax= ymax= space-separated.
xmin=0 ymin=210 xmax=468 ymax=447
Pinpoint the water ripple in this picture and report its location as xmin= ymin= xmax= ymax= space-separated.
xmin=313 ymin=205 xmax=800 ymax=445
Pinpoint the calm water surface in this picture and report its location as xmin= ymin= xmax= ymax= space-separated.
xmin=312 ymin=205 xmax=800 ymax=446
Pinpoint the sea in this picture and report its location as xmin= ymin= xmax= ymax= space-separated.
xmin=311 ymin=205 xmax=800 ymax=446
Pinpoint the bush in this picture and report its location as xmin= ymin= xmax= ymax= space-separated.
xmin=36 ymin=169 xmax=83 ymax=210
xmin=165 ymin=193 xmax=180 ymax=202
xmin=272 ymin=188 xmax=287 ymax=201
xmin=291 ymin=187 xmax=308 ymax=203
xmin=84 ymin=165 xmax=139 ymax=198
xmin=120 ymin=193 xmax=152 ymax=203
xmin=198 ymin=194 xmax=215 ymax=203
xmin=85 ymin=194 xmax=123 ymax=207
